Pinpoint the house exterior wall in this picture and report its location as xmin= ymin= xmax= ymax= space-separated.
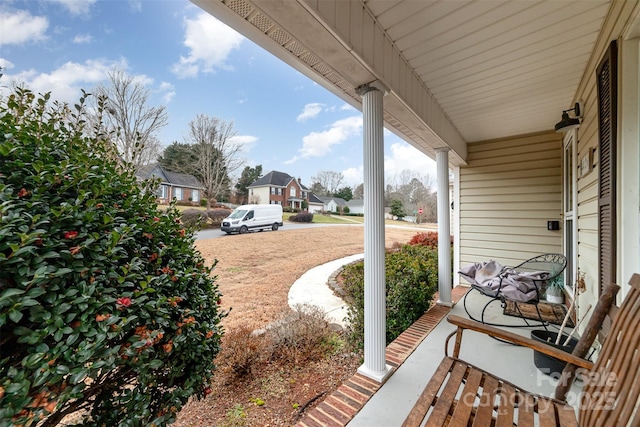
xmin=157 ymin=185 xmax=201 ymax=206
xmin=269 ymin=187 xmax=286 ymax=205
xmin=309 ymin=203 xmax=324 ymax=213
xmin=458 ymin=131 xmax=563 ymax=272
xmin=285 ymin=181 xmax=302 ymax=209
xmin=571 ymin=0 xmax=640 ymax=309
xmin=456 ymin=1 xmax=639 ymax=328
xmin=249 ymin=183 xmax=312 ymax=209
xmin=249 ymin=187 xmax=270 ymax=204
xmin=348 ymin=204 xmax=364 ymax=215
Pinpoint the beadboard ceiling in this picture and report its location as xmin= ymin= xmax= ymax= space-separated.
xmin=191 ymin=0 xmax=612 ymax=165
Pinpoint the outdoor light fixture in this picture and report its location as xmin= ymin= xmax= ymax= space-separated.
xmin=555 ymin=102 xmax=582 ymax=133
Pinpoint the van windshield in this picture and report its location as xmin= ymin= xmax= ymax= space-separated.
xmin=228 ymin=209 xmax=247 ymax=219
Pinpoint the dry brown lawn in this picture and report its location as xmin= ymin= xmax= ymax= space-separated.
xmin=173 ymin=224 xmax=432 ymax=426
xmin=196 ymin=225 xmax=428 ymax=330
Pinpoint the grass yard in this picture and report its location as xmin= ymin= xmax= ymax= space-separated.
xmin=168 ymin=206 xmax=436 ymax=229
xmin=283 ymin=212 xmax=360 ymax=224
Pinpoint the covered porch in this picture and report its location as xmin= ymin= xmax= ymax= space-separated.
xmin=191 ymin=0 xmax=640 ymax=397
xmin=295 ymin=286 xmax=587 ymax=426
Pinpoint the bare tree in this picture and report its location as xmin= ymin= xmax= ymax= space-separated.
xmin=94 ymin=69 xmax=168 ymax=172
xmin=137 ymin=136 xmax=163 ymax=168
xmin=353 ymin=183 xmax=364 ymax=200
xmin=385 ymin=170 xmax=436 ymax=222
xmin=187 ymin=114 xmax=244 ymax=209
xmin=311 ymin=170 xmax=345 ymax=196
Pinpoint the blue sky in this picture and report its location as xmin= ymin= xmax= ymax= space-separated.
xmin=0 ymin=0 xmax=436 ymax=188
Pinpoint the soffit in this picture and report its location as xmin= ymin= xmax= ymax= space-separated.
xmin=191 ymin=0 xmax=611 ymax=165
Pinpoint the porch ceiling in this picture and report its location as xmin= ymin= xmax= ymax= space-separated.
xmin=191 ymin=0 xmax=611 ymax=166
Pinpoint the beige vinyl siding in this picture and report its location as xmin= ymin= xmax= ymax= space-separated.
xmin=571 ymin=0 xmax=638 ymax=311
xmin=459 ymin=131 xmax=563 ymax=271
xmin=250 ymin=187 xmax=270 ymax=204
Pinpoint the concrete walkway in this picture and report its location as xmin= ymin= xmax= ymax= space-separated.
xmin=288 ymin=253 xmax=364 ymax=327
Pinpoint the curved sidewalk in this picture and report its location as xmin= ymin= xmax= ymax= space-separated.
xmin=287 ymin=253 xmax=364 ymax=327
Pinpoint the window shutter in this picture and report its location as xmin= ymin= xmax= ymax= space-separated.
xmin=597 ymin=40 xmax=618 ymax=295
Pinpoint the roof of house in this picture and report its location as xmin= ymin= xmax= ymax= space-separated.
xmin=308 ymin=193 xmax=324 ymax=204
xmin=137 ymin=164 xmax=203 ymax=189
xmin=346 ymin=199 xmax=364 ymax=207
xmin=248 ymin=170 xmax=309 ymax=190
xmin=318 ymin=196 xmax=348 ymax=207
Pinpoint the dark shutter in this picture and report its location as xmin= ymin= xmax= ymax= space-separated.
xmin=597 ymin=40 xmax=618 ymax=295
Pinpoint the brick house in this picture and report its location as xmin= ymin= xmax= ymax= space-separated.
xmin=247 ymin=170 xmax=310 ymax=210
xmin=137 ymin=164 xmax=203 ymax=206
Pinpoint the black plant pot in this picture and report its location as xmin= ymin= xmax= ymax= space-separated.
xmin=530 ymin=330 xmax=578 ymax=377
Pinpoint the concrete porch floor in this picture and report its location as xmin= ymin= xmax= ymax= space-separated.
xmin=297 ymin=286 xmax=584 ymax=426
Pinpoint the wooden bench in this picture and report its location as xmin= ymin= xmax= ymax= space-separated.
xmin=403 ymin=274 xmax=640 ymax=426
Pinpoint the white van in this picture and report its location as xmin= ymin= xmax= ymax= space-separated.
xmin=221 ymin=204 xmax=284 ymax=234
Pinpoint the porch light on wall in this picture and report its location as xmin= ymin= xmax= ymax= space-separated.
xmin=554 ymin=102 xmax=582 ymax=133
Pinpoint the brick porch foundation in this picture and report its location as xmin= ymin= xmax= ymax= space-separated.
xmin=296 ymin=285 xmax=468 ymax=426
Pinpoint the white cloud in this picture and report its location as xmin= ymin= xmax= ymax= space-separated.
xmin=73 ymin=34 xmax=93 ymax=44
xmin=52 ymin=0 xmax=97 ymax=16
xmin=229 ymin=134 xmax=258 ymax=151
xmin=384 ymin=142 xmax=437 ymax=180
xmin=285 ymin=115 xmax=362 ymax=164
xmin=0 ymin=58 xmax=15 ymax=70
xmin=128 ymin=0 xmax=143 ymax=13
xmin=342 ymin=166 xmax=363 ymax=187
xmin=0 ymin=10 xmax=48 ymax=46
xmin=1 ymin=58 xmax=126 ymax=104
xmin=171 ymin=13 xmax=244 ymax=79
xmin=296 ymin=103 xmax=324 ymax=122
xmin=340 ymin=103 xmax=356 ymax=111
xmin=130 ymin=73 xmax=154 ymax=87
xmin=159 ymin=81 xmax=175 ymax=104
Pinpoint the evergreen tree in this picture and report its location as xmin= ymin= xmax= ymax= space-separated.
xmin=235 ymin=165 xmax=263 ymax=204
xmin=390 ymin=199 xmax=405 ymax=219
xmin=334 ymin=186 xmax=353 ymax=201
xmin=158 ymin=141 xmax=198 ymax=172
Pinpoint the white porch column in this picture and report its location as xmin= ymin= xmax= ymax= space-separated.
xmin=356 ymin=82 xmax=391 ymax=382
xmin=436 ymin=148 xmax=452 ymax=306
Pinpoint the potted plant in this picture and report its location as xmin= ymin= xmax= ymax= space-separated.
xmin=532 ymin=271 xmax=587 ymax=376
xmin=545 ymin=275 xmax=565 ymax=304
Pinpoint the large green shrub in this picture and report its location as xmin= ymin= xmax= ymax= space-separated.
xmin=342 ymin=244 xmax=438 ymax=348
xmin=0 ymin=88 xmax=227 ymax=426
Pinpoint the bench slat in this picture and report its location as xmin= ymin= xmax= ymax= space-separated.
xmin=471 ymin=375 xmax=499 ymax=427
xmin=496 ymin=383 xmax=516 ymax=427
xmin=402 ymin=357 xmax=455 ymax=427
xmin=537 ymin=399 xmax=558 ymax=427
xmin=428 ymin=362 xmax=468 ymax=425
xmin=517 ymin=393 xmax=535 ymax=427
xmin=448 ymin=367 xmax=483 ymax=427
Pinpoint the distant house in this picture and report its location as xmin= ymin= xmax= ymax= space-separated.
xmin=247 ymin=170 xmax=311 ymax=210
xmin=307 ymin=193 xmax=325 ymax=213
xmin=137 ymin=164 xmax=203 ymax=206
xmin=346 ymin=199 xmax=364 ymax=215
xmin=317 ymin=196 xmax=348 ymax=213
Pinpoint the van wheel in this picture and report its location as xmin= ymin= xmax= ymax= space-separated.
xmin=239 ymin=226 xmax=248 ymax=234
xmin=272 ymin=223 xmax=279 ymax=231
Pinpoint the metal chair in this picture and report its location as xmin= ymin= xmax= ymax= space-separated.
xmin=460 ymin=253 xmax=567 ymax=330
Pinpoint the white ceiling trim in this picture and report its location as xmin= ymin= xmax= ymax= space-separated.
xmin=192 ymin=0 xmax=614 ymax=163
